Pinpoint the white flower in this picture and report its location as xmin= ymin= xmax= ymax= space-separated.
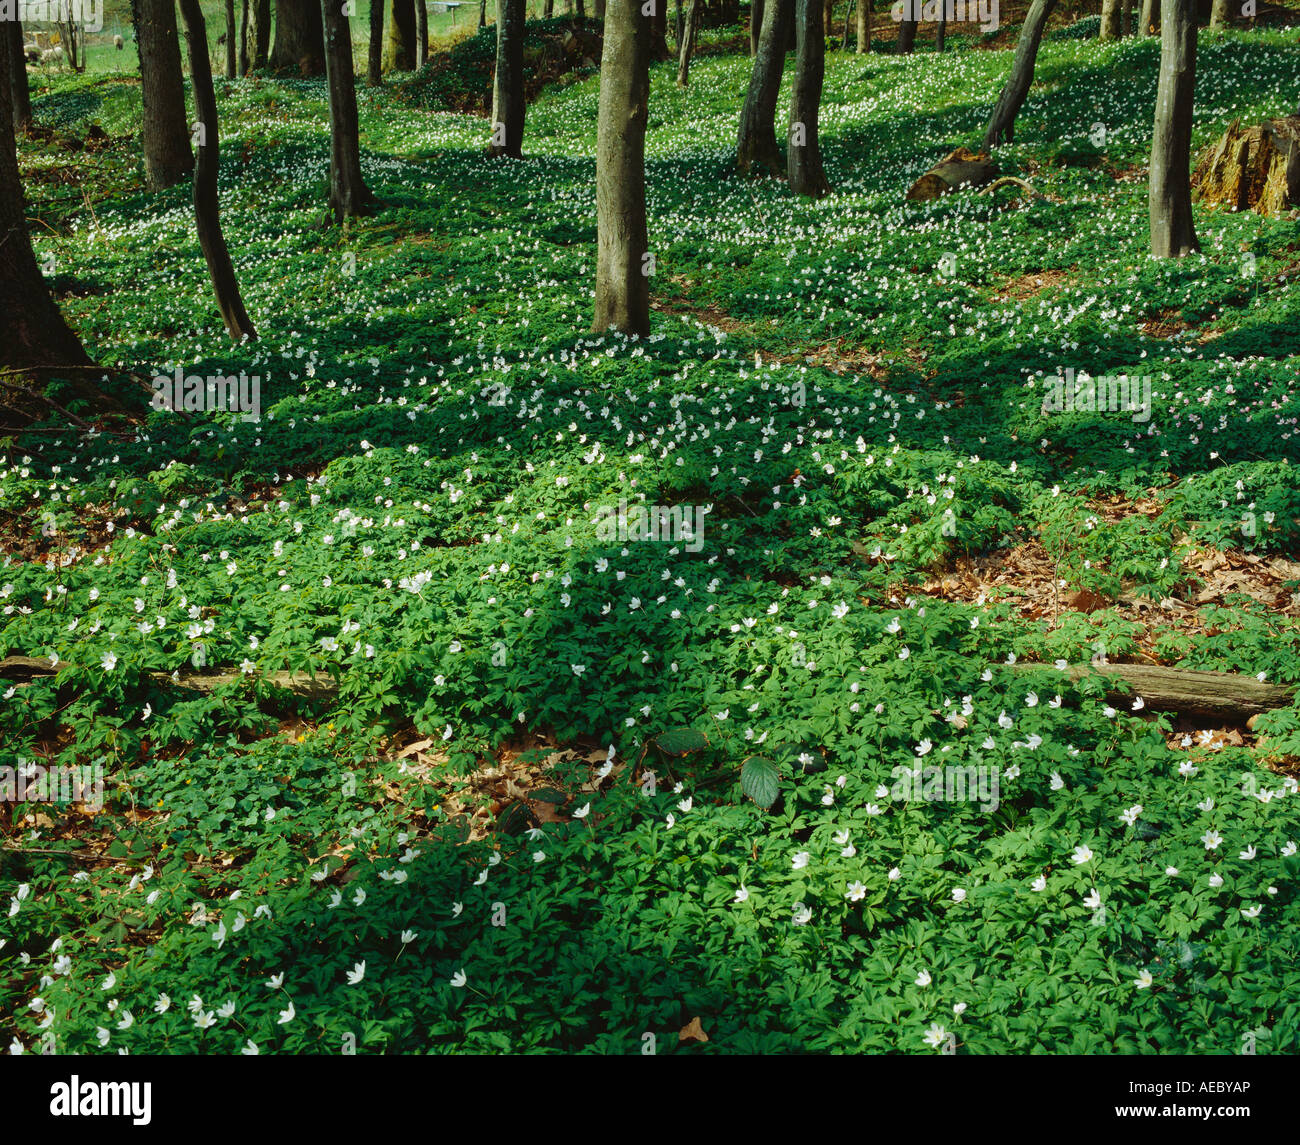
xmin=101 ymin=651 xmax=118 ymax=672
xmin=1201 ymin=830 xmax=1223 ymax=851
xmin=241 ymin=1040 xmax=260 ymax=1055
xmin=1071 ymin=845 xmax=1094 ymax=865
xmin=734 ymin=886 xmax=749 ymax=903
xmin=573 ymin=803 xmax=590 ymax=819
xmin=1209 ymin=873 xmax=1224 ymax=888
xmin=887 ymin=867 xmax=901 ymax=881
xmin=845 ymin=882 xmax=867 ymax=902
xmin=792 ymin=852 xmax=810 ymax=870
xmin=1241 ymin=904 xmax=1262 ymax=918
xmin=400 ymin=930 xmax=417 ymax=944
xmin=1031 ymin=875 xmax=1047 ymax=892
xmin=791 ymin=903 xmax=812 ymax=925
xmin=153 ymin=994 xmax=171 ymax=1014
xmin=1134 ymin=969 xmax=1154 ymax=989
xmin=193 ymin=1011 xmax=216 ymax=1030
xmin=952 ymin=1002 xmax=967 ymax=1016
xmin=1083 ymin=887 xmax=1102 ymax=910
xmin=915 ymin=969 xmax=932 ymax=987
xmin=951 ymin=888 xmax=966 ymax=903
xmin=922 ymin=1022 xmax=948 ymax=1049
xmin=1120 ymin=804 xmax=1142 ymax=827
xmin=1239 ymin=845 xmax=1256 ymax=860
xmin=277 ymin=1001 xmax=296 ymax=1024
xmin=450 ymin=970 xmax=467 ymax=988
xmin=346 ymin=961 xmax=366 ymax=985
xmin=1050 ymin=772 xmax=1065 ymax=791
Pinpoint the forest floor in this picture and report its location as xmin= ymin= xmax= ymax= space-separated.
xmin=2 ymin=25 xmax=1300 ymax=1053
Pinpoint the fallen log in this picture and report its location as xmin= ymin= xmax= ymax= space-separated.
xmin=1191 ymin=116 xmax=1300 ymax=217
xmin=906 ymin=147 xmax=999 ymax=202
xmin=1004 ymin=661 xmax=1295 ymax=722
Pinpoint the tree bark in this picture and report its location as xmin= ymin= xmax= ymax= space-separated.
xmin=178 ymin=0 xmax=258 ymax=341
xmin=982 ymin=0 xmax=1058 ymax=149
xmin=897 ymin=10 xmax=916 ymax=53
xmin=239 ymin=0 xmax=251 ymax=72
xmin=1149 ymin=0 xmax=1198 ymax=258
xmin=1209 ymin=0 xmax=1230 ymax=26
xmin=855 ymin=0 xmax=867 ymax=52
xmin=545 ymin=0 xmax=554 ymax=14
xmin=1121 ymin=0 xmax=1133 ymax=37
xmin=415 ymin=0 xmax=428 ymax=65
xmin=270 ymin=0 xmax=327 ymax=72
xmin=676 ymin=0 xmax=700 ymax=85
xmin=905 ymin=146 xmax=996 ymax=198
xmin=751 ymin=0 xmax=763 ymax=53
xmin=225 ymin=0 xmax=239 ymax=76
xmin=596 ymin=0 xmax=606 ymax=18
xmin=368 ymin=0 xmax=384 ymax=82
xmin=322 ymin=0 xmax=375 ymax=220
xmin=0 ymin=37 xmax=94 ymax=373
xmin=822 ymin=0 xmax=833 ymax=44
xmin=384 ymin=0 xmax=416 ymax=69
xmin=1191 ymin=117 xmax=1300 ymax=217
xmin=650 ymin=0 xmax=671 ymax=59
xmin=736 ymin=0 xmax=792 ymax=174
xmin=131 ymin=0 xmax=195 ymax=190
xmin=1139 ymin=0 xmax=1156 ymax=34
xmin=489 ymin=0 xmax=525 ymax=157
xmin=592 ymin=0 xmax=650 ymax=335
xmin=4 ymin=15 xmax=32 ymax=133
xmin=935 ymin=9 xmax=945 ymax=51
xmin=788 ymin=0 xmax=828 ymax=196
xmin=1100 ymin=0 xmax=1121 ymax=38
xmin=251 ymin=0 xmax=272 ymax=66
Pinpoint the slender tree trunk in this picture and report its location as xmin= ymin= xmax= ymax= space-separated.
xmin=225 ymin=0 xmax=239 ymax=75
xmin=178 ymin=0 xmax=258 ymax=341
xmin=592 ymin=0 xmax=649 ymax=335
xmin=270 ymin=0 xmax=327 ymax=72
xmin=415 ymin=0 xmax=428 ymax=64
xmin=0 ymin=34 xmax=93 ymax=372
xmin=855 ymin=0 xmax=867 ymax=53
xmin=1149 ymin=0 xmax=1198 ymax=258
xmin=1139 ymin=0 xmax=1156 ymax=34
xmin=822 ymin=0 xmax=833 ymax=44
xmin=935 ymin=9 xmax=945 ymax=50
xmin=251 ymin=0 xmax=271 ymax=66
xmin=132 ymin=0 xmax=195 ymax=190
xmin=239 ymin=0 xmax=251 ymax=72
xmin=1208 ymin=0 xmax=1230 ymax=26
xmin=842 ymin=0 xmax=850 ymax=49
xmin=384 ymin=0 xmax=416 ymax=69
xmin=1100 ymin=0 xmax=1121 ymax=38
xmin=983 ymin=0 xmax=1058 ymax=149
xmin=751 ymin=0 xmax=764 ymax=53
xmin=736 ymin=0 xmax=792 ymax=174
xmin=5 ymin=16 xmax=32 ymax=133
xmin=596 ymin=0 xmax=607 ymax=18
xmin=369 ymin=0 xmax=384 ymax=81
xmin=897 ymin=9 xmax=916 ymax=52
xmin=577 ymin=0 xmax=586 ymax=16
xmin=788 ymin=0 xmax=828 ymax=196
xmin=650 ymin=0 xmax=671 ymax=59
xmin=322 ymin=0 xmax=375 ymax=220
xmin=676 ymin=0 xmax=700 ymax=84
xmin=489 ymin=0 xmax=525 ymax=156
xmin=544 ymin=0 xmax=554 ymax=14
xmin=675 ymin=0 xmax=682 ymax=45
xmin=479 ymin=0 xmax=487 ymax=26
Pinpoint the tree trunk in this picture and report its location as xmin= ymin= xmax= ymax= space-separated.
xmin=251 ymin=0 xmax=272 ymax=66
xmin=323 ymin=0 xmax=375 ymax=220
xmin=1191 ymin=117 xmax=1300 ymax=217
xmin=788 ymin=0 xmax=828 ymax=196
xmin=0 ymin=36 xmax=94 ymax=373
xmin=935 ymin=10 xmax=945 ymax=50
xmin=239 ymin=0 xmax=251 ymax=72
xmin=178 ymin=0 xmax=258 ymax=341
xmin=489 ymin=0 xmax=525 ymax=157
xmin=596 ymin=0 xmax=606 ymax=18
xmin=225 ymin=0 xmax=239 ymax=76
xmin=1121 ymin=0 xmax=1133 ymax=37
xmin=855 ymin=0 xmax=867 ymax=52
xmin=906 ymin=146 xmax=997 ymax=198
xmin=1208 ymin=0 xmax=1230 ymax=26
xmin=676 ymin=0 xmax=700 ymax=85
xmin=270 ymin=0 xmax=327 ymax=72
xmin=897 ymin=11 xmax=916 ymax=52
xmin=479 ymin=0 xmax=487 ymax=27
xmin=822 ymin=0 xmax=833 ymax=44
xmin=592 ymin=0 xmax=650 ymax=336
xmin=751 ymin=0 xmax=763 ymax=53
xmin=1149 ymin=0 xmax=1198 ymax=258
xmin=4 ymin=15 xmax=32 ymax=133
xmin=545 ymin=0 xmax=554 ymax=13
xmin=415 ymin=0 xmax=428 ymax=65
xmin=982 ymin=0 xmax=1058 ymax=149
xmin=132 ymin=0 xmax=195 ymax=190
xmin=736 ymin=0 xmax=792 ymax=174
xmin=369 ymin=0 xmax=384 ymax=81
xmin=650 ymin=0 xmax=671 ymax=59
xmin=384 ymin=0 xmax=416 ymax=69
xmin=1139 ymin=0 xmax=1156 ymax=34
xmin=1100 ymin=0 xmax=1120 ymax=38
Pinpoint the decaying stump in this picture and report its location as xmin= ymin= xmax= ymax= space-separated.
xmin=906 ymin=147 xmax=999 ymax=201
xmin=1191 ymin=117 xmax=1300 ymax=217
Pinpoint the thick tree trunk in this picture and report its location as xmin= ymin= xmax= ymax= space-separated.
xmin=736 ymin=0 xmax=792 ymax=174
xmin=1139 ymin=0 xmax=1156 ymax=34
xmin=822 ymin=0 xmax=833 ymax=43
xmin=224 ymin=0 xmax=239 ymax=75
xmin=131 ymin=0 xmax=195 ymax=190
xmin=4 ymin=15 xmax=32 ymax=133
xmin=1121 ymin=0 xmax=1133 ymax=37
xmin=906 ymin=146 xmax=997 ymax=198
xmin=1100 ymin=0 xmax=1121 ymax=38
xmin=322 ymin=0 xmax=375 ymax=220
xmin=415 ymin=0 xmax=428 ymax=65
xmin=897 ymin=12 xmax=916 ymax=52
xmin=1209 ymin=0 xmax=1230 ymax=26
xmin=369 ymin=0 xmax=384 ymax=82
xmin=1149 ymin=0 xmax=1198 ymax=258
xmin=270 ymin=0 xmax=327 ymax=73
xmin=251 ymin=0 xmax=272 ymax=66
xmin=489 ymin=0 xmax=525 ymax=157
xmin=239 ymin=0 xmax=251 ymax=72
xmin=855 ymin=0 xmax=867 ymax=52
xmin=592 ymin=0 xmax=650 ymax=336
xmin=788 ymin=0 xmax=828 ymax=196
xmin=982 ymin=0 xmax=1058 ymax=149
xmin=676 ymin=0 xmax=700 ymax=85
xmin=596 ymin=0 xmax=606 ymax=18
xmin=0 ymin=38 xmax=94 ymax=373
xmin=650 ymin=0 xmax=671 ymax=59
xmin=178 ymin=0 xmax=258 ymax=341
xmin=384 ymin=0 xmax=416 ymax=69
xmin=1191 ymin=117 xmax=1300 ymax=217
xmin=751 ymin=0 xmax=763 ymax=53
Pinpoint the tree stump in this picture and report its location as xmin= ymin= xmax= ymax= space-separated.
xmin=906 ymin=147 xmax=999 ymax=201
xmin=1191 ymin=117 xmax=1300 ymax=217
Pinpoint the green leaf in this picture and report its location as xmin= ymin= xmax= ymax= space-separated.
xmin=654 ymin=728 xmax=711 ymax=757
xmin=740 ymin=756 xmax=780 ymax=809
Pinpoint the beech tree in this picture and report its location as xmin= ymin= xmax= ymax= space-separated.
xmin=415 ymin=0 xmax=428 ymax=67
xmin=322 ymin=0 xmax=375 ymax=219
xmin=225 ymin=0 xmax=238 ymax=75
xmin=855 ymin=0 xmax=868 ymax=53
xmin=369 ymin=0 xmax=384 ymax=83
xmin=736 ymin=0 xmax=793 ymax=174
xmin=384 ymin=0 xmax=416 ymax=70
xmin=489 ymin=0 xmax=525 ymax=157
xmin=1100 ymin=0 xmax=1121 ymax=39
xmin=983 ymin=0 xmax=1059 ymax=149
xmin=1139 ymin=0 xmax=1157 ymax=34
xmin=178 ymin=0 xmax=258 ymax=340
xmin=5 ymin=14 xmax=32 ymax=133
xmin=751 ymin=0 xmax=764 ymax=53
xmin=270 ymin=0 xmax=327 ymax=73
xmin=788 ymin=0 xmax=828 ymax=196
xmin=649 ymin=0 xmax=671 ymax=60
xmin=676 ymin=0 xmax=700 ymax=85
xmin=897 ymin=8 xmax=916 ymax=52
xmin=592 ymin=0 xmax=650 ymax=335
xmin=131 ymin=0 xmax=194 ymax=190
xmin=1209 ymin=0 xmax=1230 ymax=27
xmin=250 ymin=0 xmax=272 ymax=67
xmin=0 ymin=31 xmax=94 ymax=371
xmin=1149 ymin=0 xmax=1198 ymax=258
xmin=239 ymin=0 xmax=251 ymax=73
